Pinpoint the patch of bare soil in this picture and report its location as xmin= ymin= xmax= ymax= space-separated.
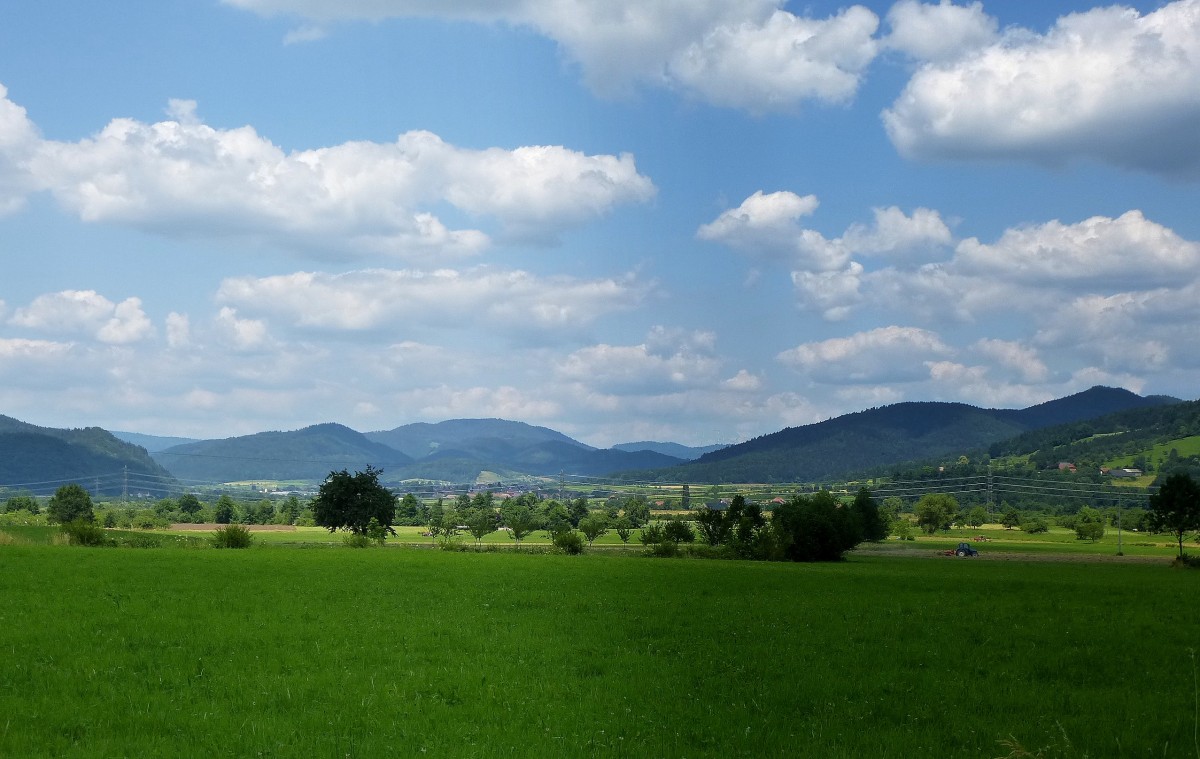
xmin=169 ymin=523 xmax=297 ymax=532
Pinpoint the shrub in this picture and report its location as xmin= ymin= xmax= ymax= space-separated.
xmin=1169 ymin=554 xmax=1200 ymax=569
xmin=211 ymin=524 xmax=253 ymax=549
xmin=365 ymin=517 xmax=389 ymax=546
xmin=553 ymin=530 xmax=584 ymax=555
xmin=61 ymin=519 xmax=112 ymax=547
xmin=639 ymin=522 xmax=665 ymax=546
xmin=121 ymin=533 xmax=163 ymax=549
xmin=663 ymin=518 xmax=695 ymax=544
xmin=683 ymin=544 xmax=735 ymax=560
xmin=1022 ymin=517 xmax=1049 ymax=534
xmin=342 ymin=532 xmax=373 ymax=548
xmin=131 ymin=511 xmax=168 ymax=530
xmin=0 ymin=510 xmax=46 ymax=527
xmin=649 ymin=540 xmax=679 ymax=558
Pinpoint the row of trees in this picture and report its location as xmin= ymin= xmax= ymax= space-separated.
xmin=308 ymin=469 xmax=890 ymax=561
xmin=34 ymin=466 xmax=1200 ymax=562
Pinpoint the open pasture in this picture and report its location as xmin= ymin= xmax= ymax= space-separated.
xmin=0 ymin=544 xmax=1197 ymax=758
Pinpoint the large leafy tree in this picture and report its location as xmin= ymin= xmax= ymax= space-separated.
xmin=312 ymin=466 xmax=396 ymax=537
xmin=622 ymin=495 xmax=651 ymax=527
xmin=695 ymin=504 xmax=731 ymax=546
xmin=1074 ymin=506 xmax=1106 ymax=543
xmin=47 ymin=483 xmax=94 ymax=524
xmin=213 ymin=495 xmax=236 ymax=524
xmin=3 ymin=495 xmax=39 ymax=515
xmin=915 ymin=494 xmax=959 ymax=535
xmin=177 ymin=493 xmax=202 ymax=515
xmin=772 ymin=490 xmax=862 ymax=562
xmin=851 ymin=488 xmax=888 ymax=542
xmin=1149 ymin=472 xmax=1200 ymax=559
xmin=500 ymin=501 xmax=538 ymax=545
xmin=578 ymin=513 xmax=609 ymax=545
xmin=463 ymin=505 xmax=497 ymax=547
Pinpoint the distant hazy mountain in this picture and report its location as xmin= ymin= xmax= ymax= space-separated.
xmin=366 ymin=418 xmax=586 ymax=460
xmin=154 ymin=423 xmax=411 ymax=482
xmin=149 ymin=418 xmax=685 ymax=484
xmin=610 ymin=441 xmax=727 ymax=460
xmin=0 ymin=416 xmax=177 ymax=496
xmin=366 ymin=419 xmax=684 ymax=480
xmin=624 ymin=386 xmax=1179 ymax=484
xmin=17 ymin=385 xmax=1179 ymax=488
xmin=112 ymin=431 xmax=202 ymax=452
xmin=1004 ymin=385 xmax=1179 ymax=429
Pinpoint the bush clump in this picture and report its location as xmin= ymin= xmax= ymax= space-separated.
xmin=61 ymin=519 xmax=112 ymax=547
xmin=211 ymin=524 xmax=253 ymax=549
xmin=342 ymin=532 xmax=373 ymax=548
xmin=553 ymin=530 xmax=584 ymax=555
xmin=1022 ymin=517 xmax=1049 ymax=534
xmin=1169 ymin=554 xmax=1200 ymax=569
xmin=120 ymin=533 xmax=164 ymax=548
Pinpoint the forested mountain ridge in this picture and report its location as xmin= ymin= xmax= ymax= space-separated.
xmin=151 ymin=419 xmax=684 ymax=483
xmin=987 ymin=397 xmax=1200 ymax=471
xmin=365 ymin=418 xmax=586 ymax=460
xmin=610 ymin=441 xmax=727 ymax=459
xmin=153 ymin=423 xmax=412 ymax=483
xmin=1003 ymin=386 xmax=1180 ymax=429
xmin=0 ymin=416 xmax=176 ymax=496
xmin=111 ymin=431 xmax=201 ymax=453
xmin=622 ymin=387 xmax=1180 ymax=484
xmin=365 ymin=419 xmax=684 ymax=478
xmin=5 ymin=387 xmax=1182 ymax=489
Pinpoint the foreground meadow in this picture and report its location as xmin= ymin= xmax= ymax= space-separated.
xmin=1 ymin=543 xmax=1197 ymax=758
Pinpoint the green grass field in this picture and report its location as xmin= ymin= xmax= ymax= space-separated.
xmin=206 ymin=522 xmax=1193 ymax=561
xmin=2 ymin=536 xmax=1198 ymax=758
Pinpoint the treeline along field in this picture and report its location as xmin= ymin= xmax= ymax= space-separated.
xmin=0 ymin=545 xmax=1197 ymax=757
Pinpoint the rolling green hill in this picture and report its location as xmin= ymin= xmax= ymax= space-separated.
xmin=153 ymin=419 xmax=685 ymax=484
xmin=0 ymin=416 xmax=177 ymax=497
xmin=986 ymin=397 xmax=1200 ymax=478
xmin=153 ymin=423 xmax=412 ymax=483
xmin=622 ymin=387 xmax=1179 ymax=484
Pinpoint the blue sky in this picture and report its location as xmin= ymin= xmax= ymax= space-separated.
xmin=1 ymin=0 xmax=1198 ymax=446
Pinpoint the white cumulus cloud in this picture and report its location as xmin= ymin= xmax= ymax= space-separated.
xmin=954 ymin=210 xmax=1200 ymax=291
xmin=697 ymin=190 xmax=845 ymax=270
xmin=556 ymin=328 xmax=722 ymax=395
xmin=884 ymin=1 xmax=998 ymax=62
xmin=15 ymin=97 xmax=652 ymax=260
xmin=883 ymin=0 xmax=1200 ymax=176
xmin=972 ymin=338 xmax=1049 ymax=383
xmin=9 ymin=290 xmax=153 ymax=345
xmin=701 ymin=193 xmax=952 ymax=273
xmin=223 ymin=0 xmax=881 ymax=112
xmin=777 ymin=325 xmax=951 ymax=384
xmin=0 ymin=84 xmax=40 ymax=215
xmin=216 ymin=267 xmax=648 ymax=332
xmin=669 ymin=6 xmax=879 ymax=111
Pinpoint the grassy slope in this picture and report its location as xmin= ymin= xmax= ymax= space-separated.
xmin=1105 ymin=434 xmax=1200 ymax=468
xmin=1 ymin=545 xmax=1197 ymax=758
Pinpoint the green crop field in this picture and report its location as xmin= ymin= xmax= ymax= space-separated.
xmin=2 ymin=536 xmax=1199 ymax=758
